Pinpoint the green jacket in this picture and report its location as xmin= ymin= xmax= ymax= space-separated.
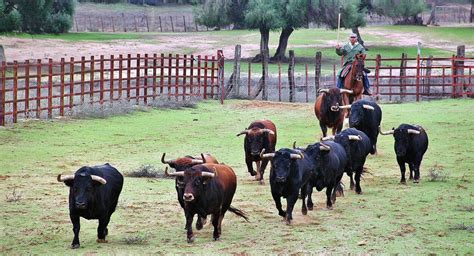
xmin=336 ymin=42 xmax=366 ymax=77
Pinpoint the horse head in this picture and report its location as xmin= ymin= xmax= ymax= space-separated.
xmin=353 ymin=53 xmax=366 ymax=82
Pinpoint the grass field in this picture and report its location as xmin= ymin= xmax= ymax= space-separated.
xmin=0 ymin=98 xmax=473 ymax=254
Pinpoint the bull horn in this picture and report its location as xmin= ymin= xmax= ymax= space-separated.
xmin=407 ymin=129 xmax=421 ymax=134
xmin=290 ymin=152 xmax=304 ymax=159
xmin=317 ymin=88 xmax=329 ymax=93
xmin=348 ymin=135 xmax=362 ymax=141
xmin=319 ymin=143 xmax=331 ymax=151
xmin=339 ymin=89 xmax=354 ymax=94
xmin=259 ymin=148 xmax=275 ymax=159
xmin=161 ymin=153 xmax=175 ymax=164
xmin=200 ymin=153 xmax=207 ymax=163
xmin=321 ymin=135 xmax=335 ymax=141
xmin=261 ymin=128 xmax=275 ymax=135
xmin=363 ymin=104 xmax=375 ymax=111
xmin=236 ymin=130 xmax=248 ymax=137
xmin=57 ymin=174 xmax=74 ymax=182
xmin=164 ymin=167 xmax=184 ymax=177
xmin=191 ymin=158 xmax=204 ymax=164
xmin=292 ymin=141 xmax=297 ymax=149
xmin=339 ymin=104 xmax=352 ymax=109
xmin=201 ymin=171 xmax=215 ymax=178
xmin=91 ymin=175 xmax=107 ymax=185
xmin=379 ymin=126 xmax=394 ymax=135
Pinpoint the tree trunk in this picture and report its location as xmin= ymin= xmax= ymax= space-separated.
xmin=252 ymin=27 xmax=270 ymax=63
xmin=271 ymin=26 xmax=294 ymax=62
xmin=426 ymin=2 xmax=437 ymax=25
xmin=351 ymin=27 xmax=366 ymax=49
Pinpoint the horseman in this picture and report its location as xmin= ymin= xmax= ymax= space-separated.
xmin=336 ymin=33 xmax=372 ymax=96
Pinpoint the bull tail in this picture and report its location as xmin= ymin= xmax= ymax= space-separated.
xmin=228 ymin=206 xmax=249 ymax=222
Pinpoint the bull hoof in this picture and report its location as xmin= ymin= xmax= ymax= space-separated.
xmin=187 ymin=235 xmax=196 ymax=243
xmin=259 ymin=180 xmax=265 ymax=185
xmin=96 ymin=239 xmax=108 ymax=243
xmin=356 ymin=190 xmax=363 ymax=195
xmin=302 ymin=208 xmax=308 ymax=215
xmin=196 ymin=221 xmax=203 ymax=230
xmin=335 ymin=190 xmax=344 ymax=197
xmin=213 ymin=237 xmax=220 ymax=241
xmin=278 ymin=211 xmax=286 ymax=217
xmin=414 ymin=179 xmax=420 ymax=183
xmin=307 ymin=205 xmax=314 ymax=211
xmin=285 ymin=219 xmax=292 ymax=225
xmin=327 ymin=205 xmax=333 ymax=210
xmin=400 ymin=180 xmax=407 ymax=185
xmin=249 ymin=170 xmax=257 ymax=176
xmin=71 ymin=244 xmax=80 ymax=249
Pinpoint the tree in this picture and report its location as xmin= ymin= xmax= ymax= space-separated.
xmin=194 ymin=0 xmax=231 ymax=28
xmin=244 ymin=0 xmax=284 ymax=62
xmin=271 ymin=0 xmax=308 ymax=62
xmin=373 ymin=0 xmax=426 ymax=25
xmin=0 ymin=0 xmax=21 ymax=32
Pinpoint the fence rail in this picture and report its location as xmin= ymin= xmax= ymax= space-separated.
xmin=0 ymin=51 xmax=224 ymax=126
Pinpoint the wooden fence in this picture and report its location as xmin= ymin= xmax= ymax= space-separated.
xmin=225 ymin=46 xmax=473 ymax=103
xmin=0 ymin=51 xmax=224 ymax=126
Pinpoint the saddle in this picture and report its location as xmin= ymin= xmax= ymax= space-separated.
xmin=340 ymin=65 xmax=351 ymax=78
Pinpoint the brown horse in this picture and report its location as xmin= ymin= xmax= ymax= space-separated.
xmin=342 ymin=53 xmax=366 ymax=108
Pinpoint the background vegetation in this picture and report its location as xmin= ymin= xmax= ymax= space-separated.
xmin=0 ymin=99 xmax=473 ymax=254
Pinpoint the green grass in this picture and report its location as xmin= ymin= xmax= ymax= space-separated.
xmin=0 ymin=99 xmax=473 ymax=254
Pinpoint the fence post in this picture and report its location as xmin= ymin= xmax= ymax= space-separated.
xmin=262 ymin=49 xmax=268 ymax=101
xmin=204 ymin=56 xmax=208 ymax=99
xmin=399 ymin=53 xmax=407 ymax=101
xmin=70 ymin=57 xmax=75 ymax=110
xmin=144 ymin=54 xmax=148 ymax=104
xmin=425 ymin=55 xmax=433 ymax=95
xmin=90 ymin=56 xmax=95 ymax=104
xmin=48 ymin=59 xmax=53 ymax=119
xmin=456 ymin=45 xmax=465 ymax=97
xmin=112 ymin=16 xmax=115 ymax=32
xmin=75 ymin=17 xmax=79 ymax=32
xmin=0 ymin=61 xmax=5 ymax=126
xmin=305 ymin=63 xmax=309 ymax=103
xmin=288 ymin=50 xmax=295 ymax=102
xmin=118 ymin=54 xmax=123 ymax=99
xmin=60 ymin=58 xmax=65 ymax=116
xmin=218 ymin=50 xmax=225 ymax=104
xmin=122 ymin=13 xmax=127 ymax=32
xmin=278 ymin=62 xmax=281 ymax=102
xmin=170 ymin=16 xmax=174 ymax=32
xmin=175 ymin=54 xmax=180 ymax=100
xmin=136 ymin=54 xmax=141 ymax=104
xmin=416 ymin=54 xmax=420 ymax=102
xmin=234 ymin=44 xmax=241 ymax=96
xmin=80 ymin=57 xmax=85 ymax=104
xmin=183 ymin=16 xmax=187 ymax=32
xmin=100 ymin=16 xmax=104 ymax=32
xmin=110 ymin=55 xmax=115 ymax=101
xmin=25 ymin=60 xmax=30 ymax=117
xmin=315 ymin=51 xmax=321 ymax=98
xmin=100 ymin=55 xmax=105 ymax=104
xmin=159 ymin=16 xmax=162 ymax=32
xmin=36 ymin=59 xmax=42 ymax=118
xmin=375 ymin=54 xmax=381 ymax=99
xmin=145 ymin=15 xmax=150 ymax=32
xmin=13 ymin=61 xmax=17 ymax=123
xmin=248 ymin=61 xmax=251 ymax=97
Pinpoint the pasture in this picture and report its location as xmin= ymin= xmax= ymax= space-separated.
xmin=0 ymin=98 xmax=473 ymax=254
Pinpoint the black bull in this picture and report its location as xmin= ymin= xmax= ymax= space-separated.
xmin=380 ymin=124 xmax=429 ymax=183
xmin=57 ymin=163 xmax=124 ymax=249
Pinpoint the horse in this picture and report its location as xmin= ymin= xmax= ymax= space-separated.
xmin=342 ymin=53 xmax=366 ymax=108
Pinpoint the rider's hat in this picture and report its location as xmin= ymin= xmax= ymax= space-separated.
xmin=349 ymin=33 xmax=357 ymax=38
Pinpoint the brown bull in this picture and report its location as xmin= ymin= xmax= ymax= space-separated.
xmin=236 ymin=119 xmax=277 ymax=184
xmin=165 ymin=163 xmax=248 ymax=243
xmin=161 ymin=153 xmax=219 ymax=230
xmin=314 ymin=88 xmax=353 ymax=137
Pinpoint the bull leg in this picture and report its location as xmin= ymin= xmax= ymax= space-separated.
xmin=255 ymin=161 xmax=261 ymax=181
xmin=259 ymin=159 xmax=270 ymax=184
xmin=334 ymin=122 xmax=343 ymax=135
xmin=347 ymin=172 xmax=355 ymax=190
xmin=70 ymin=214 xmax=80 ymax=249
xmin=196 ymin=215 xmax=207 ymax=230
xmin=397 ymin=157 xmax=407 ymax=184
xmin=320 ymin=121 xmax=328 ymax=137
xmin=413 ymin=159 xmax=422 ymax=183
xmin=271 ymin=191 xmax=286 ymax=218
xmin=212 ymin=213 xmax=222 ymax=241
xmin=245 ymin=157 xmax=257 ymax=176
xmin=408 ymin=163 xmax=415 ymax=180
xmin=285 ymin=195 xmax=298 ymax=225
xmin=326 ymin=185 xmax=334 ymax=210
xmin=355 ymin=167 xmax=363 ymax=194
xmin=306 ymin=186 xmax=314 ymax=211
xmin=300 ymin=184 xmax=308 ymax=216
xmin=97 ymin=217 xmax=110 ymax=243
xmin=185 ymin=211 xmax=195 ymax=243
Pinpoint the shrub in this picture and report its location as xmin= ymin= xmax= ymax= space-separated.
xmin=45 ymin=13 xmax=73 ymax=34
xmin=428 ymin=165 xmax=449 ymax=182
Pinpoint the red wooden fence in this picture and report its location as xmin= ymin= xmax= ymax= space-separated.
xmin=0 ymin=51 xmax=224 ymax=126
